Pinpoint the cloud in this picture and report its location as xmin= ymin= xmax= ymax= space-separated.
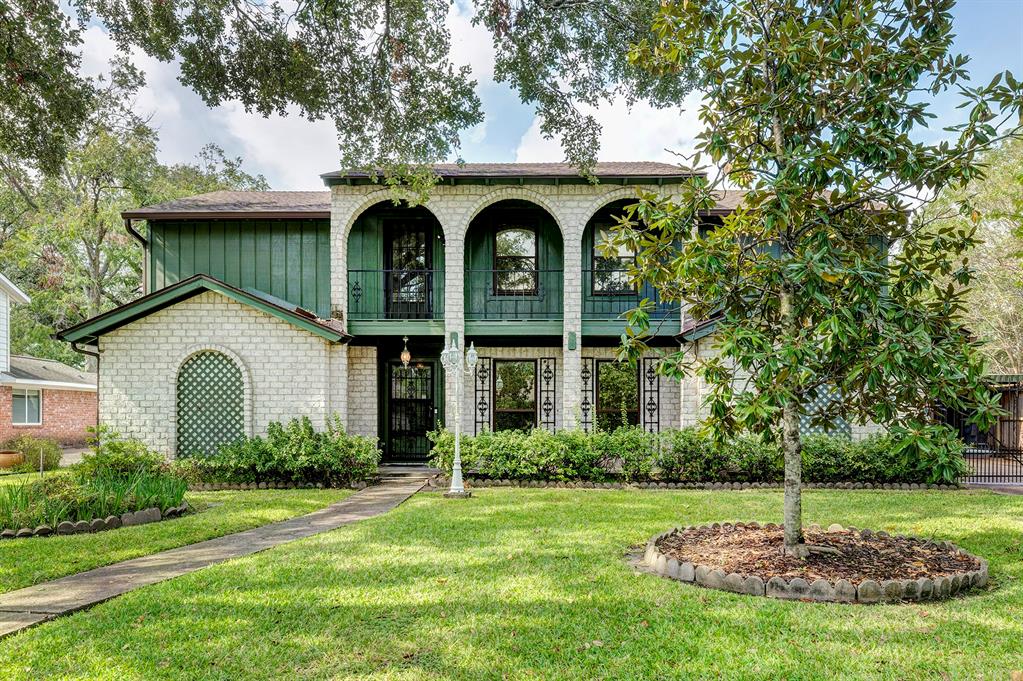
xmin=515 ymin=92 xmax=706 ymax=167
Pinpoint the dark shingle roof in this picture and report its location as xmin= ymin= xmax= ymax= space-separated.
xmin=321 ymin=161 xmax=699 ymax=182
xmin=3 ymin=356 xmax=96 ymax=388
xmin=121 ymin=191 xmax=331 ymax=220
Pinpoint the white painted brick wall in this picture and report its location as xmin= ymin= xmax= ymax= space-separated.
xmin=99 ymin=291 xmax=335 ymax=455
xmin=346 ymin=346 xmax=378 ymax=438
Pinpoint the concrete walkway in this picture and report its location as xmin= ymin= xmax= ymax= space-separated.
xmin=0 ymin=477 xmax=426 ymax=639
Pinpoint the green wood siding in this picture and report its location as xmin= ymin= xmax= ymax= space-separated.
xmin=464 ymin=205 xmax=563 ymax=320
xmin=148 ymin=219 xmax=331 ymax=318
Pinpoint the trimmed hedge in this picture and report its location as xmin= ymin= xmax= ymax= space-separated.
xmin=176 ymin=416 xmax=380 ymax=487
xmin=429 ymin=427 xmax=966 ymax=485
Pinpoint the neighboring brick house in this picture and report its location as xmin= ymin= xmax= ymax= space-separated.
xmin=0 ymin=273 xmax=97 ymax=446
xmin=57 ymin=163 xmax=872 ymax=461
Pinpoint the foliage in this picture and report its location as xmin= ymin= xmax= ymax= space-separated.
xmin=610 ymin=0 xmax=1022 ymax=551
xmin=0 ymin=63 xmax=266 ymax=368
xmin=76 ymin=426 xmax=166 ymax=480
xmin=429 ymin=427 xmax=954 ymax=485
xmin=182 ymin=416 xmax=380 ymax=487
xmin=924 ymin=138 xmax=1023 ymax=372
xmin=0 ymin=470 xmax=187 ymax=532
xmin=1 ymin=436 xmax=62 ymax=473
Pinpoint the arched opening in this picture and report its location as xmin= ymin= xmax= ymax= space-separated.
xmin=463 ymin=199 xmax=564 ymax=321
xmin=346 ymin=202 xmax=445 ymax=321
xmin=176 ymin=350 xmax=245 ymax=457
xmin=581 ymin=199 xmax=672 ymax=323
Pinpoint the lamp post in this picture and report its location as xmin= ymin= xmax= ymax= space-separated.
xmin=440 ymin=336 xmax=477 ymax=499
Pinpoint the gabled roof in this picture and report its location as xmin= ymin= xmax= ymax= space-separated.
xmin=321 ymin=162 xmax=701 ymax=185
xmin=1 ymin=356 xmax=96 ymax=391
xmin=0 ymin=272 xmax=30 ymax=305
xmin=57 ymin=274 xmax=349 ymax=346
xmin=121 ymin=191 xmax=331 ymax=220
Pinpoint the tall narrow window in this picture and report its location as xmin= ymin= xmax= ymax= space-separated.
xmin=494 ymin=227 xmax=538 ymax=295
xmin=591 ymin=225 xmax=635 ymax=295
xmin=12 ymin=388 xmax=42 ymax=425
xmin=596 ymin=361 xmax=639 ymax=431
xmin=493 ymin=360 xmax=536 ymax=431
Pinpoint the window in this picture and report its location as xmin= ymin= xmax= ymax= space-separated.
xmin=12 ymin=388 xmax=42 ymax=426
xmin=494 ymin=227 xmax=538 ymax=295
xmin=591 ymin=225 xmax=636 ymax=295
xmin=596 ymin=361 xmax=639 ymax=431
xmin=493 ymin=360 xmax=536 ymax=431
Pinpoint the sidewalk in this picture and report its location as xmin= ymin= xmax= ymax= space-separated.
xmin=0 ymin=477 xmax=426 ymax=638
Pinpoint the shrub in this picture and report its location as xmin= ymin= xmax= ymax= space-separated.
xmin=76 ymin=426 xmax=165 ymax=480
xmin=1 ymin=436 xmax=62 ymax=473
xmin=185 ymin=415 xmax=380 ymax=486
xmin=429 ymin=427 xmax=964 ymax=485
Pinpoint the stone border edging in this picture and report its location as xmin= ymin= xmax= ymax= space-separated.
xmin=640 ymin=523 xmax=989 ymax=603
xmin=189 ymin=481 xmax=369 ymax=491
xmin=427 ymin=477 xmax=960 ymax=491
xmin=0 ymin=504 xmax=189 ymax=541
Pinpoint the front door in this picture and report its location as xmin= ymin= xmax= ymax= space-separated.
xmin=385 ymin=221 xmax=432 ymax=319
xmin=386 ymin=360 xmax=436 ymax=462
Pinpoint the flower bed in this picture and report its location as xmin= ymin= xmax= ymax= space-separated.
xmin=639 ymin=523 xmax=988 ymax=603
xmin=0 ymin=427 xmax=189 ymax=540
xmin=0 ymin=503 xmax=189 ymax=540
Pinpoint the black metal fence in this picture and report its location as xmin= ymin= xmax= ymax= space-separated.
xmin=947 ymin=381 xmax=1023 ymax=484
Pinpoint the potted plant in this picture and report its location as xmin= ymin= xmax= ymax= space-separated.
xmin=0 ymin=450 xmax=25 ymax=470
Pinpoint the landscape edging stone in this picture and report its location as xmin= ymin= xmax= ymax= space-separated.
xmin=0 ymin=504 xmax=189 ymax=540
xmin=638 ymin=523 xmax=988 ymax=604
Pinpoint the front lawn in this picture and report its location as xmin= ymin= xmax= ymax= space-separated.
xmin=0 ymin=488 xmax=353 ymax=593
xmin=2 ymin=489 xmax=1022 ymax=679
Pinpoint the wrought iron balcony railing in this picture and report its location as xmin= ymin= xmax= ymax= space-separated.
xmin=347 ymin=269 xmax=444 ymax=320
xmin=582 ymin=268 xmax=676 ymax=321
xmin=465 ymin=268 xmax=564 ymax=320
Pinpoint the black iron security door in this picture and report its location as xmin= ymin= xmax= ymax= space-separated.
xmin=386 ymin=361 xmax=436 ymax=462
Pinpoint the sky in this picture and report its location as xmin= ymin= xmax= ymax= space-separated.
xmin=78 ymin=0 xmax=1023 ymax=191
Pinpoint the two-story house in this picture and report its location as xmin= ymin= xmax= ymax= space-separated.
xmin=60 ymin=162 xmax=841 ymax=462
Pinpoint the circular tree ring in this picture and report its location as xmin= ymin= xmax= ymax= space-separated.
xmin=638 ymin=523 xmax=988 ymax=603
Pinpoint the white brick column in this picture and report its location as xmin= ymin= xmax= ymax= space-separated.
xmin=561 ymin=215 xmax=584 ymax=430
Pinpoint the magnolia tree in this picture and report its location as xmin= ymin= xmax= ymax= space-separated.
xmin=610 ymin=0 xmax=1022 ymax=556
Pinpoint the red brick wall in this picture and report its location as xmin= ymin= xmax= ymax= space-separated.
xmin=0 ymin=386 xmax=97 ymax=446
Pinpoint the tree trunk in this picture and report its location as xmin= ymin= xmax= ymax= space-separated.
xmin=779 ymin=284 xmax=806 ymax=557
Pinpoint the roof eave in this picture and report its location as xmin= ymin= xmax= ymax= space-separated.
xmin=121 ymin=210 xmax=331 ymax=221
xmin=0 ymin=272 xmax=30 ymax=305
xmin=58 ymin=274 xmax=350 ymax=345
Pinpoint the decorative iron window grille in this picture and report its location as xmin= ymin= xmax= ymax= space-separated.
xmin=474 ymin=358 xmax=492 ymax=434
xmin=538 ymin=358 xmax=557 ymax=431
xmin=642 ymin=357 xmax=661 ymax=433
xmin=580 ymin=358 xmax=595 ymax=433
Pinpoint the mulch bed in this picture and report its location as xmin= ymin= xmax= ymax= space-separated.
xmin=655 ymin=525 xmax=981 ymax=586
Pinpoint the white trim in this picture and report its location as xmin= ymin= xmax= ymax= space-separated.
xmin=0 ymin=377 xmax=96 ymax=391
xmin=0 ymin=273 xmax=29 ymax=305
xmin=11 ymin=387 xmax=42 ymax=426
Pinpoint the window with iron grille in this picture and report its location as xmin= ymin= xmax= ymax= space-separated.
xmin=493 ymin=360 xmax=536 ymax=431
xmin=596 ymin=361 xmax=639 ymax=431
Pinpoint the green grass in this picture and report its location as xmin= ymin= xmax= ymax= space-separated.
xmin=0 ymin=471 xmax=66 ymax=487
xmin=0 ymin=488 xmax=352 ymax=593
xmin=2 ymin=489 xmax=1022 ymax=679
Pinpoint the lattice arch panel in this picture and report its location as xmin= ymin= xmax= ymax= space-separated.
xmin=176 ymin=350 xmax=246 ymax=457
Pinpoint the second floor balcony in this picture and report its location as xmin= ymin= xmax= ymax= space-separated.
xmin=347 ymin=268 xmax=445 ymax=322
